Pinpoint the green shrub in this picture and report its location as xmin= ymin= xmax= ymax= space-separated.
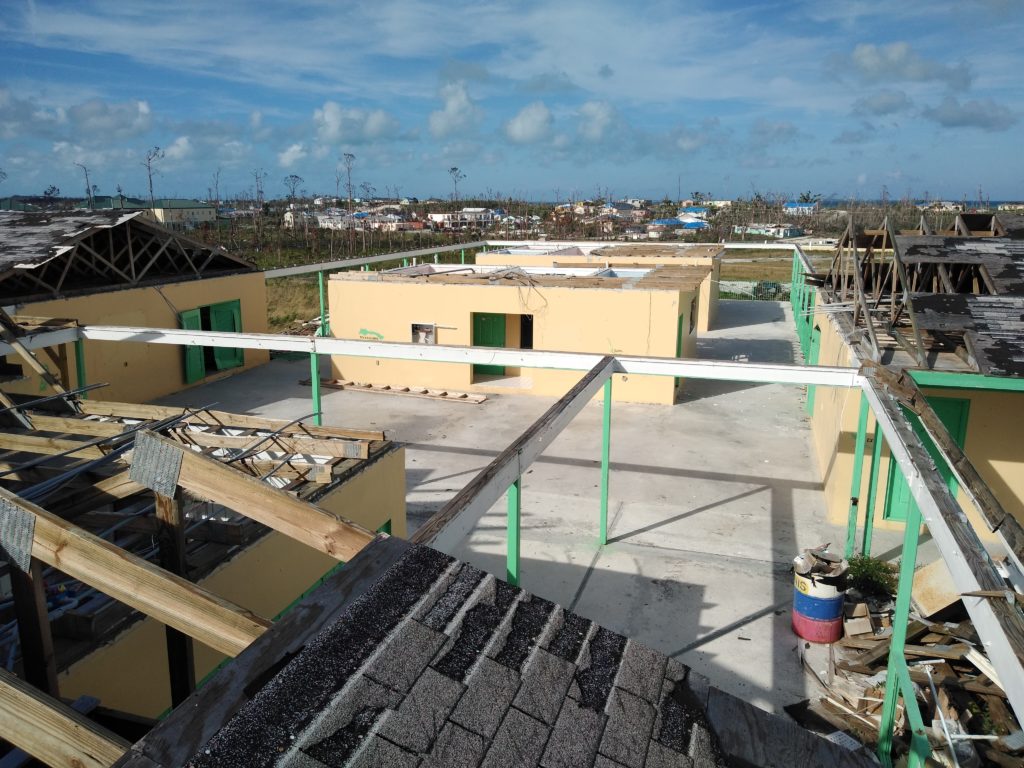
xmin=848 ymin=554 xmax=899 ymax=598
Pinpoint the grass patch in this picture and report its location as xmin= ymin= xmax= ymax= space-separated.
xmin=267 ymin=277 xmax=320 ymax=332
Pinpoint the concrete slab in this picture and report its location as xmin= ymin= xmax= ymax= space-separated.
xmin=155 ymin=300 xmax=903 ymax=715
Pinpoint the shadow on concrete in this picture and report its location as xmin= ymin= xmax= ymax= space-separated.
xmin=711 ymin=299 xmax=786 ymax=330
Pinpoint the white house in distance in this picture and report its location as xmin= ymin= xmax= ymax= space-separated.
xmin=783 ymin=201 xmax=818 ymax=216
xmin=427 ymin=207 xmax=497 ymax=229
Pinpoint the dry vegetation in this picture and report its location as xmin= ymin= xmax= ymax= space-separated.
xmin=266 ymin=277 xmax=320 ymax=332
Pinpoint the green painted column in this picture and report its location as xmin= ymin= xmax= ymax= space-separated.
xmin=862 ymin=423 xmax=884 ymax=555
xmin=460 ymin=249 xmax=466 ymax=264
xmin=507 ymin=478 xmax=521 ymax=586
xmin=310 ymin=351 xmax=322 ymax=426
xmin=877 ymin=496 xmax=925 ymax=765
xmin=74 ymin=339 xmax=87 ymax=398
xmin=434 ymin=253 xmax=439 ymax=264
xmin=402 ymin=257 xmax=409 ymax=267
xmin=599 ymin=377 xmax=612 ymax=545
xmin=845 ymin=395 xmax=870 ymax=558
xmin=317 ymin=271 xmax=328 ymax=338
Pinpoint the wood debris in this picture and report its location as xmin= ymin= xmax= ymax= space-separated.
xmin=301 ymin=377 xmax=487 ymax=404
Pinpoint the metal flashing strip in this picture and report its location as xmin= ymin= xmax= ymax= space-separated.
xmin=263 ymin=241 xmax=487 ymax=278
xmin=79 ymin=325 xmax=866 ymax=388
xmin=129 ymin=430 xmax=183 ymax=498
xmin=0 ymin=496 xmax=35 ymax=573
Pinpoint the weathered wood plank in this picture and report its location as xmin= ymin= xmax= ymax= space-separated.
xmin=138 ymin=432 xmax=375 ymax=561
xmin=0 ymin=488 xmax=271 ymax=657
xmin=171 ymin=428 xmax=369 ymax=459
xmin=155 ymin=490 xmax=196 ymax=707
xmin=77 ymin=401 xmax=385 ymax=441
xmin=10 ymin=558 xmax=59 ymax=696
xmin=0 ymin=431 xmax=105 ymax=458
xmin=0 ymin=666 xmax=129 ymax=768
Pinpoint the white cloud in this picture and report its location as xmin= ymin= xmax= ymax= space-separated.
xmin=504 ymin=101 xmax=552 ymax=144
xmin=577 ymin=101 xmax=616 ymax=142
xmin=163 ymin=136 xmax=192 ymax=161
xmin=278 ymin=143 xmax=307 ymax=168
xmin=845 ymin=42 xmax=971 ymax=89
xmin=852 ymin=88 xmax=913 ymax=116
xmin=67 ymin=98 xmax=151 ymax=139
xmin=314 ymin=100 xmax=401 ymax=144
xmin=921 ymin=96 xmax=1017 ymax=131
xmin=428 ymin=82 xmax=481 ymax=138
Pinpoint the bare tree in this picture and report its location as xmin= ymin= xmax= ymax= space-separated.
xmin=74 ymin=162 xmax=94 ymax=209
xmin=0 ymin=168 xmax=7 ymax=185
xmin=142 ymin=147 xmax=163 ymax=208
xmin=342 ymin=153 xmax=355 ymax=253
xmin=42 ymin=185 xmax=60 ymax=209
xmin=212 ymin=166 xmax=221 ymax=210
xmin=283 ymin=174 xmax=304 ymax=201
xmin=252 ymin=168 xmax=267 ymax=206
xmin=449 ymin=167 xmax=465 ymax=204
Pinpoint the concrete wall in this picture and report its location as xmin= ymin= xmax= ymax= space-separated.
xmin=808 ymin=302 xmax=1024 ymax=544
xmin=475 ymin=251 xmax=720 ymax=333
xmin=4 ymin=272 xmax=269 ymax=403
xmin=57 ymin=449 xmax=406 ymax=717
xmin=328 ymin=276 xmax=695 ymax=404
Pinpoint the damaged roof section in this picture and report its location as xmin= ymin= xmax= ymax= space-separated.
xmin=0 ymin=210 xmax=254 ymax=301
xmin=118 ymin=537 xmax=876 ymax=768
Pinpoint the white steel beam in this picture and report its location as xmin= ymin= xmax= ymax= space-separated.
xmin=0 ymin=326 xmax=81 ymax=358
xmin=263 ymin=241 xmax=486 ymax=278
xmin=79 ymin=325 xmax=865 ymax=387
xmin=413 ymin=356 xmax=616 ymax=551
xmin=863 ymin=373 xmax=1024 ymax=720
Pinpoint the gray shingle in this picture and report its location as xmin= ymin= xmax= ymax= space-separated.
xmin=348 ymin=735 xmax=422 ymax=768
xmin=614 ymin=642 xmax=667 ymax=704
xmin=482 ymin=707 xmax=550 ymax=768
xmin=595 ymin=756 xmax=630 ymax=768
xmin=541 ymin=697 xmax=607 ymax=768
xmin=513 ymin=648 xmax=576 ymax=725
xmin=295 ymin=676 xmax=402 ymax=751
xmin=450 ymin=656 xmax=522 ymax=738
xmin=422 ymin=722 xmax=487 ymax=768
xmin=645 ymin=742 xmax=694 ymax=768
xmin=364 ymin=619 xmax=447 ymax=693
xmin=378 ymin=667 xmax=465 ymax=753
xmin=599 ymin=688 xmax=656 ymax=768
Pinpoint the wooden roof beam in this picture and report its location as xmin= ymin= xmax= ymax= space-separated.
xmin=0 ymin=487 xmax=270 ymax=657
xmin=135 ymin=431 xmax=377 ymax=561
xmin=0 ymin=666 xmax=129 ymax=768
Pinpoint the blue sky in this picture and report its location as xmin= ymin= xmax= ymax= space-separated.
xmin=1 ymin=0 xmax=1022 ymax=202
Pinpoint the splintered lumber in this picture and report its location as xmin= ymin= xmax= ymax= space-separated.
xmin=0 ymin=488 xmax=270 ymax=657
xmin=170 ymin=427 xmax=369 ymax=459
xmin=839 ymin=620 xmax=930 ymax=673
xmin=140 ymin=432 xmax=376 ymax=561
xmin=77 ymin=400 xmax=385 ymax=441
xmin=0 ymin=667 xmax=129 ymax=768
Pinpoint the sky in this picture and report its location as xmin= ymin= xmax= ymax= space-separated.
xmin=0 ymin=0 xmax=1022 ymax=202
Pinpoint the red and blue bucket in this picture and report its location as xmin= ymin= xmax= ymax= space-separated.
xmin=792 ymin=562 xmax=846 ymax=644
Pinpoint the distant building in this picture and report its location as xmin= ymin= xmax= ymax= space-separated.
xmin=783 ymin=202 xmax=817 ymax=216
xmin=427 ymin=207 xmax=496 ymax=229
xmin=87 ymin=196 xmax=216 ymax=230
xmin=679 ymin=206 xmax=710 ymax=219
xmin=733 ymin=223 xmax=804 ymax=238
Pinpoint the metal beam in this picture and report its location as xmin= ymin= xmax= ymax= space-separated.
xmin=862 ymin=372 xmax=1024 ymax=720
xmin=412 ymin=356 xmax=616 ymax=551
xmin=79 ymin=325 xmax=865 ymax=388
xmin=263 ymin=241 xmax=486 ymax=278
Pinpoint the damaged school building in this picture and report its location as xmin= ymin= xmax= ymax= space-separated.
xmin=0 ymin=214 xmax=1023 ymax=766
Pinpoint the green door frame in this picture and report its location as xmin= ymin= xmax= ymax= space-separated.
xmin=883 ymin=396 xmax=970 ymax=522
xmin=472 ymin=312 xmax=506 ymax=376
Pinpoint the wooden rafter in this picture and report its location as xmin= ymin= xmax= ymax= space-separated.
xmin=0 ymin=667 xmax=129 ymax=768
xmin=0 ymin=487 xmax=271 ymax=657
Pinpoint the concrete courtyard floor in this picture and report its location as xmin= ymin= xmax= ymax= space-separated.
xmin=156 ymin=299 xmax=901 ymax=715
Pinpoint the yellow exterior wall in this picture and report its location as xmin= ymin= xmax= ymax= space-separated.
xmin=57 ymin=449 xmax=405 ymax=718
xmin=5 ymin=272 xmax=269 ymax=403
xmin=318 ymin=446 xmax=408 ymax=538
xmin=329 ymin=277 xmax=695 ymax=404
xmin=808 ymin=301 xmax=1023 ymax=542
xmin=475 ymin=251 xmax=720 ymax=332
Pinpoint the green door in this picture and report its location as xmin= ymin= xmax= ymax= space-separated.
xmin=179 ymin=308 xmax=206 ymax=384
xmin=472 ymin=312 xmax=506 ymax=376
xmin=884 ymin=396 xmax=969 ymax=522
xmin=209 ymin=300 xmax=244 ymax=370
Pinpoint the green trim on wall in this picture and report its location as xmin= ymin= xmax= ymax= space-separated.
xmin=909 ymin=370 xmax=1024 ymax=392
